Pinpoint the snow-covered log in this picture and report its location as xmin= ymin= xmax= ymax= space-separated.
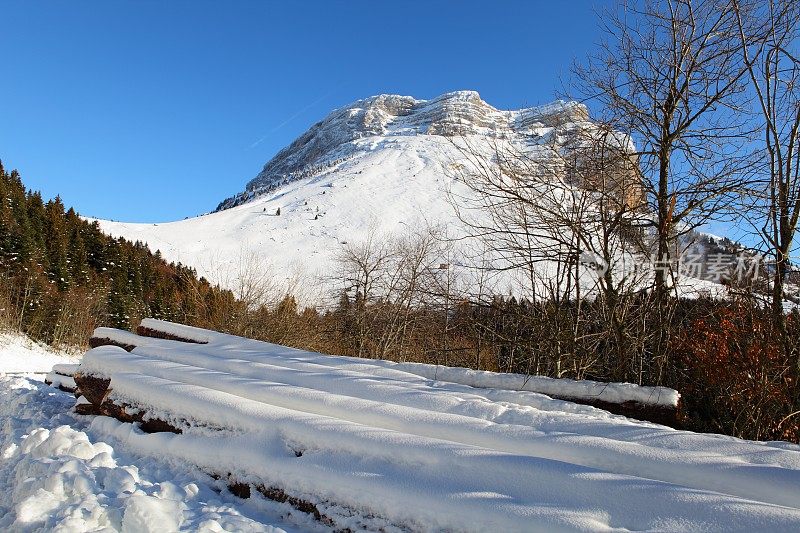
xmin=88 ymin=335 xmax=136 ymax=352
xmin=136 ymin=318 xmax=211 ymax=344
xmin=44 ymin=363 xmax=80 ymax=394
xmin=72 ymin=371 xmax=182 ymax=434
xmin=69 ymin=319 xmax=800 ymax=531
xmin=380 ymin=363 xmax=681 ymax=426
xmin=91 ymin=319 xmax=680 ymax=422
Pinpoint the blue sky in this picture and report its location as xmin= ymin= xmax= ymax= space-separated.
xmin=0 ymin=1 xmax=601 ymax=222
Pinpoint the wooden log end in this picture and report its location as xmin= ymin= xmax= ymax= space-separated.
xmin=139 ymin=417 xmax=183 ymax=434
xmin=227 ymin=480 xmax=251 ymax=499
xmin=552 ymin=395 xmax=680 ymax=428
xmin=88 ymin=337 xmax=137 ymax=352
xmin=73 ymin=374 xmax=111 ymax=406
xmin=74 ymin=402 xmax=104 ymax=416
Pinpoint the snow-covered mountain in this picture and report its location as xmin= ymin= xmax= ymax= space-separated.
xmin=93 ymin=91 xmax=597 ymax=296
xmin=93 ymin=90 xmax=714 ymax=301
xmin=216 ymin=91 xmax=589 ymax=211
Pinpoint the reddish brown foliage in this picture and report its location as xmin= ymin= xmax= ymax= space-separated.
xmin=672 ymin=304 xmax=799 ymax=442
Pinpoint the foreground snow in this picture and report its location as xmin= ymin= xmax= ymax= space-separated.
xmin=4 ymin=323 xmax=800 ymax=531
xmin=76 ymin=320 xmax=800 ymax=531
xmin=0 ymin=332 xmax=313 ymax=532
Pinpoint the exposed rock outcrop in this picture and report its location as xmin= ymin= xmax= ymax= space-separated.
xmin=217 ymin=91 xmax=601 ymax=210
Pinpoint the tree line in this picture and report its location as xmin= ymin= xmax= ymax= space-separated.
xmin=0 ymin=161 xmax=246 ymax=346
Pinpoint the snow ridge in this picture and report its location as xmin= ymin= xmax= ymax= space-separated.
xmin=217 ymin=91 xmax=589 ymax=210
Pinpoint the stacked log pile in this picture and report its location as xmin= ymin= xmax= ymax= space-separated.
xmin=75 ymin=320 xmax=683 ymax=428
xmin=72 ymin=321 xmax=344 ymax=528
xmin=44 ymin=318 xmax=800 ymax=532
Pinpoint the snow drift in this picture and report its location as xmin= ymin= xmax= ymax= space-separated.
xmin=0 ymin=333 xmax=292 ymax=532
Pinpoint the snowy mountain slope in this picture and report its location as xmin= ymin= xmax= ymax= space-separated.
xmin=96 ymin=132 xmax=482 ymax=298
xmin=0 ymin=330 xmax=80 ymax=373
xmin=217 ymin=91 xmax=590 ymax=210
xmin=69 ymin=320 xmax=800 ymax=531
xmin=93 ymin=91 xmax=721 ymax=301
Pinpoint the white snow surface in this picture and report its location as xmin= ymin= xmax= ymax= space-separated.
xmin=44 ymin=372 xmax=76 ymax=390
xmin=71 ymin=319 xmax=800 ymax=531
xmin=0 ymin=331 xmax=81 ymax=373
xmin=129 ymin=319 xmax=679 ymax=408
xmin=0 ymin=331 xmax=321 ymax=533
xmin=348 ymin=359 xmax=680 ymax=407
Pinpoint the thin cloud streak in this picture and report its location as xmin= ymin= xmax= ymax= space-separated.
xmin=248 ymin=87 xmax=341 ymax=149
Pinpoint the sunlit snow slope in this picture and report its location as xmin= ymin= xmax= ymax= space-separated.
xmin=97 ymin=135 xmax=479 ymax=294
xmin=93 ymin=91 xmax=717 ymax=300
xmin=92 ymin=92 xmax=603 ymax=295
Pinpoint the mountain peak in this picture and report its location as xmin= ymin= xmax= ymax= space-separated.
xmin=217 ymin=91 xmax=590 ymax=210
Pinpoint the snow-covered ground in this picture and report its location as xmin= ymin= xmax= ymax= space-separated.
xmin=0 ymin=331 xmax=81 ymax=374
xmin=0 ymin=331 xmax=313 ymax=532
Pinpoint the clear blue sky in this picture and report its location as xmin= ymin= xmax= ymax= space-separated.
xmin=0 ymin=1 xmax=601 ymax=222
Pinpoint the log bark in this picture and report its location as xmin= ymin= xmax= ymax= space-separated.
xmin=135 ymin=326 xmax=208 ymax=344
xmin=549 ymin=396 xmax=682 ymax=428
xmin=89 ymin=337 xmax=137 ymax=352
xmin=74 ymin=402 xmax=103 ymax=416
xmin=214 ymin=473 xmax=339 ymax=529
xmin=73 ymin=374 xmax=182 ymax=433
xmin=255 ymin=484 xmax=334 ymax=526
xmin=73 ymin=374 xmax=111 ymax=406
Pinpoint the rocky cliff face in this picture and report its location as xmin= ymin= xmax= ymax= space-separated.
xmin=216 ymin=91 xmax=595 ymax=211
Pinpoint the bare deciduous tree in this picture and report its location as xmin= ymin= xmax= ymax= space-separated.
xmin=733 ymin=0 xmax=800 ymax=352
xmin=333 ymin=227 xmax=451 ymax=360
xmin=574 ymin=0 xmax=752 ymax=298
xmin=446 ymin=117 xmax=662 ymax=381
